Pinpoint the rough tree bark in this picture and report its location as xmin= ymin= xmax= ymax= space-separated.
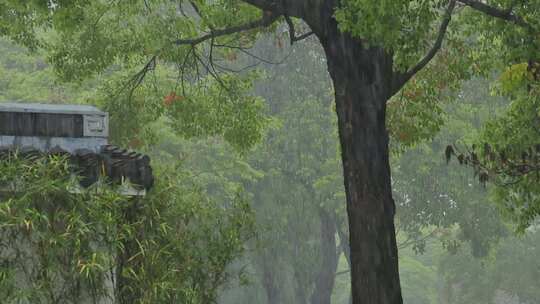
xmin=238 ymin=0 xmax=404 ymax=302
xmin=311 ymin=5 xmax=402 ymax=303
xmin=261 ymin=257 xmax=280 ymax=304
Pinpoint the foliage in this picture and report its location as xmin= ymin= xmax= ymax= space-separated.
xmin=0 ymin=0 xmax=271 ymax=152
xmin=166 ymin=72 xmax=269 ymax=152
xmin=335 ymin=0 xmax=447 ymax=69
xmin=0 ymin=38 xmax=94 ymax=103
xmin=335 ymin=0 xmax=540 ymax=71
xmin=246 ymin=96 xmax=343 ymax=303
xmin=91 ymin=66 xmax=269 ymax=151
xmin=444 ymin=1 xmax=540 ymax=232
xmin=443 ymin=63 xmax=540 ymax=231
xmin=459 ymin=3 xmax=539 ymax=71
xmin=392 ymin=76 xmax=510 ymax=258
xmin=479 ymin=80 xmax=540 ymax=231
xmin=387 ymin=33 xmax=474 ymax=149
xmin=438 ymin=227 xmax=540 ymax=304
xmin=0 ymin=153 xmax=254 ymax=304
xmin=399 ymin=255 xmax=438 ymax=304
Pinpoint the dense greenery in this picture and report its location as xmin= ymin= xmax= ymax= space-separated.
xmin=1 ymin=0 xmax=540 ymax=303
xmin=0 ymin=38 xmax=258 ymax=304
xmin=0 ymin=151 xmax=254 ymax=304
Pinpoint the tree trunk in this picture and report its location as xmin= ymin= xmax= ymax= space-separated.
xmin=261 ymin=258 xmax=280 ymax=304
xmin=309 ymin=207 xmax=339 ymax=304
xmin=440 ymin=279 xmax=453 ymax=304
xmin=316 ymin=21 xmax=403 ymax=304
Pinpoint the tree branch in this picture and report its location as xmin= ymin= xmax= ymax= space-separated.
xmin=392 ymin=0 xmax=456 ymax=94
xmin=293 ymin=30 xmax=314 ymax=42
xmin=174 ymin=13 xmax=280 ymax=46
xmin=214 ymin=43 xmax=292 ymax=65
xmin=397 ymin=228 xmax=439 ymax=250
xmin=457 ymin=0 xmax=532 ymax=29
xmin=284 ymin=15 xmax=314 ymax=45
xmin=189 ymin=0 xmax=204 ymax=19
xmin=116 ymin=55 xmax=157 ymax=100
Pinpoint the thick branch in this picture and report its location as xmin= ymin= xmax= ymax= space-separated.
xmin=174 ymin=13 xmax=280 ymax=46
xmin=293 ymin=31 xmax=314 ymax=42
xmin=458 ymin=0 xmax=532 ymax=29
xmin=392 ymin=0 xmax=456 ymax=94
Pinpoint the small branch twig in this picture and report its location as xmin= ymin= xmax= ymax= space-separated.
xmin=457 ymin=0 xmax=532 ymax=30
xmin=284 ymin=15 xmax=314 ymax=45
xmin=174 ymin=14 xmax=280 ymax=47
xmin=398 ymin=228 xmax=439 ymax=250
xmin=214 ymin=43 xmax=292 ymax=65
xmin=392 ymin=0 xmax=456 ymax=94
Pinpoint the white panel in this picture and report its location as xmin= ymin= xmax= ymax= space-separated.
xmin=0 ymin=136 xmax=107 ymax=153
xmin=83 ymin=114 xmax=109 ymax=137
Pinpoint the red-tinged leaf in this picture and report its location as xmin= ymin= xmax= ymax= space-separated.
xmin=128 ymin=137 xmax=143 ymax=148
xmin=164 ymin=92 xmax=177 ymax=106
